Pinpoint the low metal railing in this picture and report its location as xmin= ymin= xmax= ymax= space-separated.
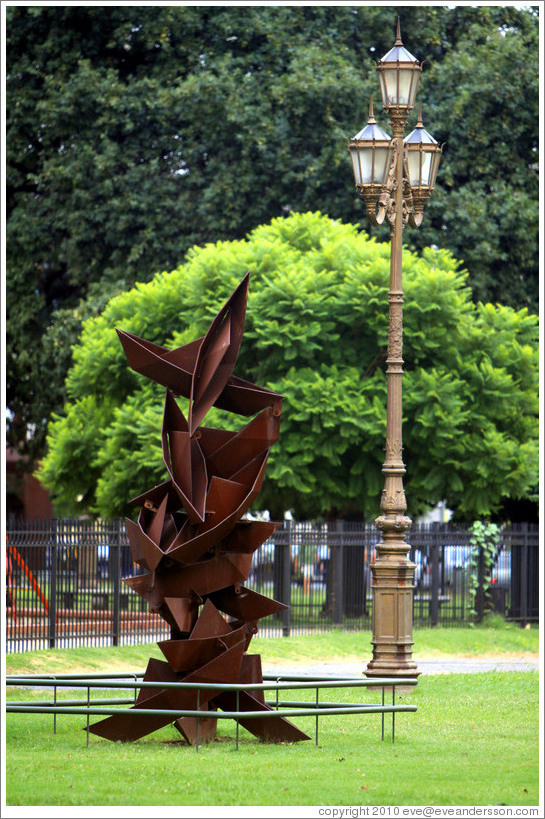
xmin=6 ymin=673 xmax=418 ymax=749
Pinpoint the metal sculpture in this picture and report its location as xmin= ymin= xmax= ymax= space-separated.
xmin=89 ymin=272 xmax=309 ymax=745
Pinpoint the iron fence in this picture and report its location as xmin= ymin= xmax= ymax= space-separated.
xmin=5 ymin=518 xmax=539 ymax=652
xmin=6 ymin=518 xmax=169 ymax=653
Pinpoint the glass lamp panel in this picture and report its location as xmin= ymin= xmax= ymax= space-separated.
xmin=405 ymin=68 xmax=420 ymax=107
xmin=381 ymin=66 xmax=419 ymax=107
xmin=396 ymin=68 xmax=415 ymax=107
xmin=377 ymin=71 xmax=387 ymax=108
xmin=407 ymin=150 xmax=422 ymax=187
xmin=420 ymin=152 xmax=432 ymax=185
xmin=350 ymin=144 xmax=373 ymax=185
xmin=409 ymin=149 xmax=433 ymax=186
xmin=381 ymin=68 xmax=399 ymax=106
xmin=373 ymin=146 xmax=391 ymax=184
xmin=429 ymin=151 xmax=441 ymax=188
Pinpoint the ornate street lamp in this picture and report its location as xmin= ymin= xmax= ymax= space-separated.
xmin=405 ymin=102 xmax=442 ymax=226
xmin=348 ymin=98 xmax=394 ymax=223
xmin=348 ymin=19 xmax=443 ymax=680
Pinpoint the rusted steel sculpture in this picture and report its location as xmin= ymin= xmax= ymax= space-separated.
xmin=89 ymin=273 xmax=309 ymax=745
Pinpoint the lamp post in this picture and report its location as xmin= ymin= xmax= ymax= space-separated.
xmin=348 ymin=19 xmax=442 ymax=679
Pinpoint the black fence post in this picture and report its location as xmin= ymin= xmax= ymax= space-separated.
xmin=275 ymin=522 xmax=291 ymax=637
xmin=273 ymin=523 xmax=291 ymax=636
xmin=333 ymin=521 xmax=344 ymax=626
xmin=282 ymin=538 xmax=291 ymax=637
xmin=475 ymin=545 xmax=485 ymax=624
xmin=520 ymin=522 xmax=529 ymax=625
xmin=111 ymin=518 xmax=121 ymax=646
xmin=430 ymin=525 xmax=440 ymax=627
xmin=49 ymin=519 xmax=58 ymax=649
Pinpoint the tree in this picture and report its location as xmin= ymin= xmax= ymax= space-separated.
xmin=7 ymin=5 xmax=539 ymax=467
xmin=38 ymin=212 xmax=539 ymax=523
xmin=408 ymin=8 xmax=540 ymax=309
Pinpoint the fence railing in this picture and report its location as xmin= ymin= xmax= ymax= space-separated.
xmin=5 ymin=518 xmax=539 ymax=653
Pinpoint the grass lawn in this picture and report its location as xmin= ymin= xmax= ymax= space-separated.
xmin=4 ymin=619 xmax=541 ymax=808
xmin=5 ymin=673 xmax=539 ymax=808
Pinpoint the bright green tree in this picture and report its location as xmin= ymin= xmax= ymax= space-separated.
xmin=38 ymin=212 xmax=538 ymax=522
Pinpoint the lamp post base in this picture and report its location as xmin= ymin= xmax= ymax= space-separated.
xmin=364 ymin=517 xmax=421 ymax=680
xmin=366 ymin=654 xmax=421 ymax=679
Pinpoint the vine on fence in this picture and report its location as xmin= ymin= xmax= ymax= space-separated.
xmin=469 ymin=521 xmax=500 ymax=622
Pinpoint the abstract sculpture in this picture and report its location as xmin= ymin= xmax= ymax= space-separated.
xmin=89 ymin=272 xmax=309 ymax=745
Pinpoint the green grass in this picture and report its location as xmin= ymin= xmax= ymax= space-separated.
xmin=5 ymin=642 xmax=165 ymax=677
xmin=5 ymin=617 xmax=538 ymax=677
xmin=255 ymin=617 xmax=539 ymax=665
xmin=5 ymin=672 xmax=539 ymax=807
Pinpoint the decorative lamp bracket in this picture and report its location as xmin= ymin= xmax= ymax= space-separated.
xmin=364 ymin=142 xmax=417 ymax=229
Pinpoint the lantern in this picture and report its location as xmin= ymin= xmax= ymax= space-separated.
xmin=348 ymin=98 xmax=393 ymax=221
xmin=376 ymin=19 xmax=421 ymax=112
xmin=405 ymin=102 xmax=443 ymax=223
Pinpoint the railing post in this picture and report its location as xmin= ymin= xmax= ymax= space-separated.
xmin=520 ymin=522 xmax=529 ymax=625
xmin=333 ymin=521 xmax=344 ymax=626
xmin=475 ymin=544 xmax=485 ymax=624
xmin=282 ymin=523 xmax=292 ymax=636
xmin=49 ymin=519 xmax=58 ymax=649
xmin=281 ymin=537 xmax=291 ymax=637
xmin=430 ymin=524 xmax=440 ymax=627
xmin=111 ymin=518 xmax=121 ymax=646
xmin=274 ymin=523 xmax=291 ymax=637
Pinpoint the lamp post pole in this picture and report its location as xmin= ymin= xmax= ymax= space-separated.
xmin=348 ymin=19 xmax=443 ymax=679
xmin=368 ymin=104 xmax=415 ymax=680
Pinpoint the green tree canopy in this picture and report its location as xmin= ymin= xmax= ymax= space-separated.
xmin=411 ymin=9 xmax=540 ymax=308
xmin=38 ymin=212 xmax=539 ymax=523
xmin=7 ymin=4 xmax=539 ymax=467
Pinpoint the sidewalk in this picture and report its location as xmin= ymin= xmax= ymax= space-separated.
xmin=263 ymin=656 xmax=539 ymax=678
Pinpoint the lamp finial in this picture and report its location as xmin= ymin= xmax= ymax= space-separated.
xmin=395 ymin=16 xmax=403 ymax=46
xmin=368 ymin=96 xmax=376 ymax=124
xmin=416 ymin=100 xmax=423 ymax=128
